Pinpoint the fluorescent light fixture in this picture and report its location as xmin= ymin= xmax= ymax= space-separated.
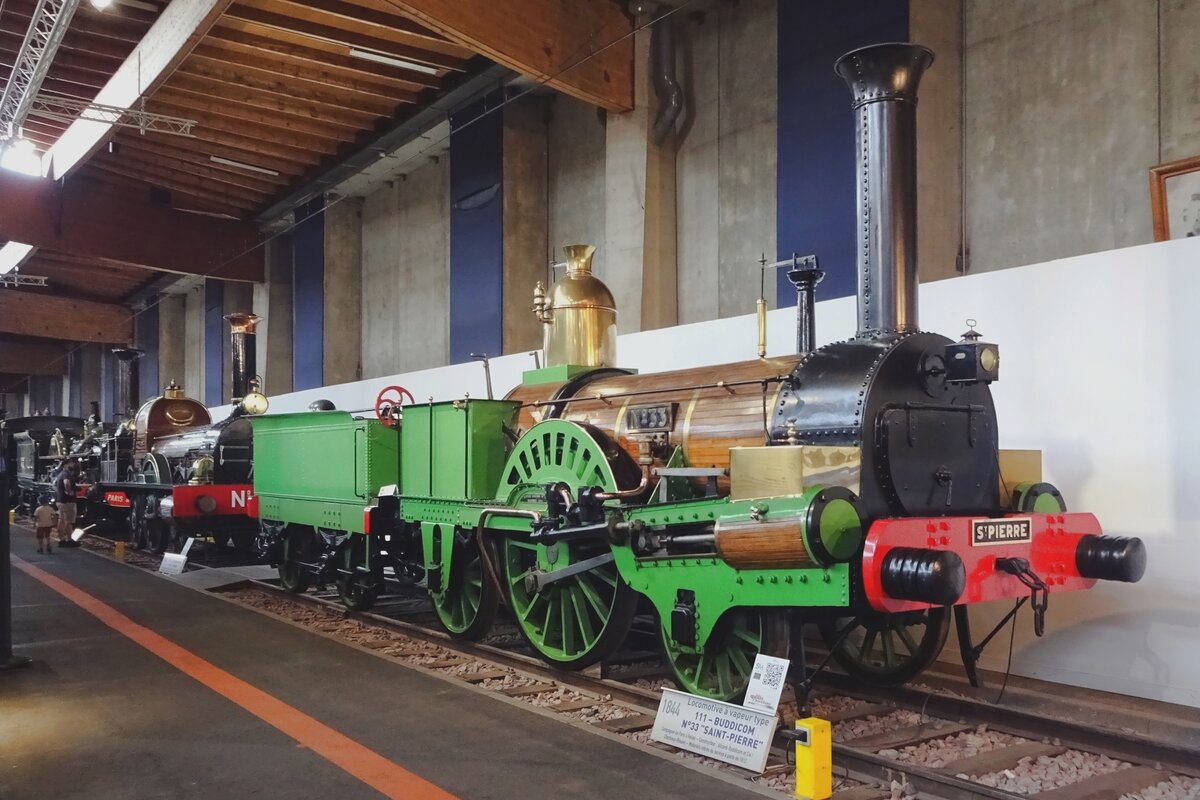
xmin=0 ymin=138 xmax=44 ymax=177
xmin=348 ymin=48 xmax=439 ymax=76
xmin=90 ymin=0 xmax=113 ymax=8
xmin=210 ymin=155 xmax=279 ymax=177
xmin=0 ymin=242 xmax=35 ymax=276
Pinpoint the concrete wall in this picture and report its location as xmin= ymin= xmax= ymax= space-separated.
xmin=963 ymin=0 xmax=1200 ymax=272
xmin=547 ymin=95 xmax=607 ymax=281
xmin=502 ymin=95 xmax=549 ymax=355
xmin=157 ymin=293 xmax=185 ymax=394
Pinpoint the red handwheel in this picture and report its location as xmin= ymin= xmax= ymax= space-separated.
xmin=375 ymin=385 xmax=415 ymax=427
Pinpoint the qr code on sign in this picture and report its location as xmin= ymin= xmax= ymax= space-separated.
xmin=760 ymin=660 xmax=785 ymax=689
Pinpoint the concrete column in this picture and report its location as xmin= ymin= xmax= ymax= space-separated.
xmin=502 ymin=94 xmax=549 ymax=355
xmin=715 ymin=0 xmax=775 ymax=319
xmin=1161 ymin=0 xmax=1200 ymax=162
xmin=255 ymin=234 xmax=294 ymax=395
xmin=361 ymin=183 xmax=400 ymax=379
xmin=78 ymin=344 xmax=102 ymax=417
xmin=323 ymin=197 xmax=364 ymax=385
xmin=912 ymin=0 xmax=964 ymax=283
xmin=547 ymin=95 xmax=606 ymax=274
xmin=222 ymin=280 xmax=255 ymax=401
xmin=182 ymin=283 xmax=206 ymax=400
xmin=395 ymin=157 xmax=451 ymax=372
xmin=157 ymin=293 xmax=185 ymax=394
xmin=675 ymin=8 xmax=720 ymax=324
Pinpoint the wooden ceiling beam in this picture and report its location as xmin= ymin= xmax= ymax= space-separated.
xmin=177 ymin=56 xmax=397 ymax=117
xmin=205 ymin=22 xmax=437 ymax=92
xmin=0 ymin=19 xmax=133 ymax=61
xmin=2 ymin=3 xmax=144 ymax=45
xmin=239 ymin=0 xmax=472 ymax=59
xmin=0 ymin=374 xmax=32 ymax=394
xmin=0 ymin=170 xmax=264 ymax=280
xmin=86 ymin=160 xmax=264 ymax=211
xmin=186 ymin=46 xmax=419 ymax=105
xmin=147 ymin=96 xmax=343 ymax=155
xmin=168 ymin=70 xmax=378 ymax=129
xmin=0 ymin=291 xmax=133 ymax=344
xmin=222 ymin=4 xmax=466 ymax=71
xmin=152 ymin=86 xmax=360 ymax=142
xmin=96 ymin=149 xmax=280 ymax=197
xmin=112 ymin=137 xmax=292 ymax=188
xmin=116 ymin=129 xmax=312 ymax=178
xmin=78 ymin=166 xmax=236 ymax=218
xmin=358 ymin=0 xmax=634 ymax=111
xmin=0 ymin=340 xmax=70 ymax=376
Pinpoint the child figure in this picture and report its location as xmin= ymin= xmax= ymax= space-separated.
xmin=33 ymin=496 xmax=56 ymax=554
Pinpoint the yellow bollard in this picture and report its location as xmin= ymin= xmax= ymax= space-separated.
xmin=794 ymin=717 xmax=832 ymax=800
xmin=114 ymin=541 xmax=126 ymax=562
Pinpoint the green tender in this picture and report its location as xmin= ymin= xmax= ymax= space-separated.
xmin=252 ymin=411 xmax=399 ymax=532
xmin=400 ymin=399 xmax=518 ymax=501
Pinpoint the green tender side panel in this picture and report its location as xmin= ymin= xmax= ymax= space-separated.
xmin=252 ymin=412 xmax=400 ymax=532
xmin=401 ymin=400 xmax=519 ymax=500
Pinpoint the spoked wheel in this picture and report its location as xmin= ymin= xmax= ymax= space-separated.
xmin=503 ymin=534 xmax=637 ymax=670
xmin=496 ymin=420 xmax=642 ymax=670
xmin=279 ymin=526 xmax=319 ymax=594
xmin=431 ymin=527 xmax=500 ymax=640
xmin=145 ymin=512 xmax=170 ymax=555
xmin=818 ymin=607 xmax=952 ymax=685
xmin=661 ymin=609 xmax=791 ymax=703
xmin=336 ymin=533 xmax=380 ymax=611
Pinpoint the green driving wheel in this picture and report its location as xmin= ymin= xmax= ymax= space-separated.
xmin=661 ymin=609 xmax=791 ymax=702
xmin=497 ymin=420 xmax=639 ymax=670
xmin=431 ymin=528 xmax=500 ymax=640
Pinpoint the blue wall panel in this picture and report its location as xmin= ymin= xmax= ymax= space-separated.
xmin=775 ymin=1 xmax=908 ymax=305
xmin=138 ymin=302 xmax=159 ymax=402
xmin=292 ymin=196 xmax=325 ymax=390
xmin=448 ymin=92 xmax=505 ymax=364
xmin=204 ymin=281 xmax=224 ymax=406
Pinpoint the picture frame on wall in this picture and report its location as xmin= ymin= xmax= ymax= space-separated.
xmin=1150 ymin=155 xmax=1200 ymax=241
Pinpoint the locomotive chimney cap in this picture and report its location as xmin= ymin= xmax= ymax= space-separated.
xmin=224 ymin=312 xmax=260 ymax=334
xmin=834 ymin=43 xmax=934 ymax=108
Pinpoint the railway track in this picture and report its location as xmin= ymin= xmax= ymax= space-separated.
xmin=62 ymin=528 xmax=1200 ymax=800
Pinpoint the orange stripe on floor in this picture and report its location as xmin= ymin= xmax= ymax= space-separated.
xmin=12 ymin=556 xmax=457 ymax=800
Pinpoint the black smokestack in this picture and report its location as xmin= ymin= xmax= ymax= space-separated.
xmin=111 ymin=348 xmax=143 ymax=421
xmin=224 ymin=313 xmax=259 ymax=402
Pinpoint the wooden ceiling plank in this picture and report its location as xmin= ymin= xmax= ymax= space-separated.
xmin=87 ymin=160 xmax=265 ymax=209
xmin=112 ymin=137 xmax=292 ymax=187
xmin=177 ymin=56 xmax=397 ymax=117
xmin=0 ymin=291 xmax=133 ymax=344
xmin=152 ymin=86 xmax=361 ymax=143
xmin=0 ymin=170 xmax=264 ymax=280
xmin=0 ymin=340 xmax=70 ymax=376
xmin=361 ymin=0 xmax=634 ymax=111
xmin=78 ymin=165 xmax=237 ymax=218
xmin=147 ymin=96 xmax=345 ymax=154
xmin=185 ymin=47 xmax=420 ymax=104
xmin=238 ymin=0 xmax=473 ymax=60
xmin=205 ymin=22 xmax=435 ymax=93
xmin=98 ymin=149 xmax=280 ymax=196
xmin=116 ymin=129 xmax=311 ymax=177
xmin=222 ymin=3 xmax=466 ymax=72
xmin=168 ymin=70 xmax=380 ymax=128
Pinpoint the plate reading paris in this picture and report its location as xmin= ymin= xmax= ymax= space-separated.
xmin=650 ymin=689 xmax=777 ymax=773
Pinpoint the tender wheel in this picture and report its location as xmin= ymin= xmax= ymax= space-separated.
xmin=146 ymin=516 xmax=169 ymax=555
xmin=661 ymin=608 xmax=791 ymax=703
xmin=431 ymin=528 xmax=500 ymax=640
xmin=278 ymin=527 xmax=318 ymax=593
xmin=336 ymin=533 xmax=379 ymax=611
xmin=818 ymin=607 xmax=951 ymax=685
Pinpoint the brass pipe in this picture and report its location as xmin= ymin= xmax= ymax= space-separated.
xmin=526 ymin=376 xmax=789 ymax=409
xmin=756 ymin=298 xmax=767 ymax=358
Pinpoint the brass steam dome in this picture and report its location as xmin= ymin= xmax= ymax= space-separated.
xmin=533 ymin=245 xmax=618 ymax=368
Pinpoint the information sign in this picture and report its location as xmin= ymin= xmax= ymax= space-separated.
xmin=650 ymin=689 xmax=777 ymax=773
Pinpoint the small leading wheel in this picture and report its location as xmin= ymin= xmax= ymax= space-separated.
xmin=818 ymin=607 xmax=952 ymax=685
xmin=374 ymin=385 xmax=414 ymax=428
xmin=336 ymin=533 xmax=379 ymax=611
xmin=279 ymin=526 xmax=319 ymax=594
xmin=431 ymin=528 xmax=500 ymax=640
xmin=661 ymin=609 xmax=791 ymax=703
